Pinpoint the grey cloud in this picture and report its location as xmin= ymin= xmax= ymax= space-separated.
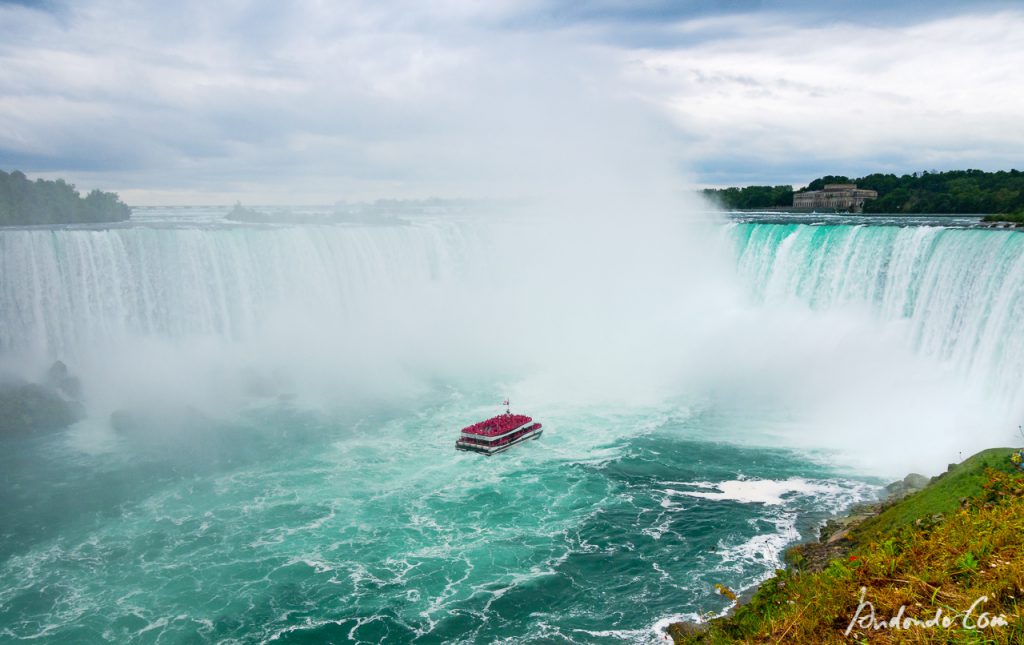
xmin=0 ymin=1 xmax=1020 ymax=202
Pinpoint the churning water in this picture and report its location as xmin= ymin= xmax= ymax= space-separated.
xmin=1 ymin=209 xmax=1021 ymax=642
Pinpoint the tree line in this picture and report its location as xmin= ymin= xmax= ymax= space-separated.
xmin=701 ymin=184 xmax=794 ymax=209
xmin=703 ymin=169 xmax=1024 ymax=215
xmin=0 ymin=170 xmax=131 ymax=226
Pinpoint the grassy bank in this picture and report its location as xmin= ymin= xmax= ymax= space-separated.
xmin=668 ymin=448 xmax=1024 ymax=643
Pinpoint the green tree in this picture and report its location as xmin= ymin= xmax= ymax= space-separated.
xmin=0 ymin=170 xmax=130 ymax=226
xmin=703 ymin=185 xmax=794 ymax=209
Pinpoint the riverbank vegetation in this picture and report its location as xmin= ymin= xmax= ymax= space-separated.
xmin=849 ymin=170 xmax=1023 ymax=215
xmin=0 ymin=169 xmax=131 ymax=225
xmin=704 ymin=169 xmax=1024 ymax=215
xmin=982 ymin=210 xmax=1024 ymax=226
xmin=701 ymin=185 xmax=794 ymax=209
xmin=668 ymin=448 xmax=1024 ymax=643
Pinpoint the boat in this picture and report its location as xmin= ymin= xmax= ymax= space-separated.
xmin=455 ymin=400 xmax=543 ymax=455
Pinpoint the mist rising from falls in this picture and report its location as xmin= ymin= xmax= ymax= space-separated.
xmin=0 ymin=224 xmax=464 ymax=353
xmin=0 ymin=212 xmax=730 ymax=415
xmin=720 ymin=222 xmax=1024 ymax=473
xmin=2 ymin=214 xmax=1022 ymax=475
xmin=733 ymin=223 xmax=1024 ymax=414
xmin=0 ymin=220 xmax=488 ymax=413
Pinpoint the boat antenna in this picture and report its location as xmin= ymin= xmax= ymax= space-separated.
xmin=503 ymin=398 xmax=510 ymax=415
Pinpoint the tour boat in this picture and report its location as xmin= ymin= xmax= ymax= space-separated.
xmin=456 ymin=401 xmax=543 ymax=455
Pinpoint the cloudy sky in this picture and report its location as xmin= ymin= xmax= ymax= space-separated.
xmin=0 ymin=0 xmax=1021 ymax=204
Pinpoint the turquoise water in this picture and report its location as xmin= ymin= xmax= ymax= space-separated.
xmin=2 ymin=212 xmax=1022 ymax=642
xmin=731 ymin=221 xmax=1024 ymax=411
xmin=0 ymin=399 xmax=874 ymax=643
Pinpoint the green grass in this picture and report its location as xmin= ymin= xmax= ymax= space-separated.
xmin=854 ymin=448 xmax=1016 ymax=541
xmin=668 ymin=448 xmax=1024 ymax=644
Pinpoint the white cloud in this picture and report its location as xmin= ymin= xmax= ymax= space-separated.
xmin=0 ymin=2 xmax=1020 ymax=201
xmin=1 ymin=1 xmax=681 ymax=203
xmin=631 ymin=10 xmax=1024 ymax=184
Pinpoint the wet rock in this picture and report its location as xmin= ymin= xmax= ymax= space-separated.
xmin=885 ymin=473 xmax=930 ymax=499
xmin=665 ymin=621 xmax=707 ymax=641
xmin=0 ymin=380 xmax=84 ymax=436
xmin=43 ymin=360 xmax=82 ymax=399
xmin=818 ymin=503 xmax=880 ymax=542
xmin=787 ymin=534 xmax=856 ymax=572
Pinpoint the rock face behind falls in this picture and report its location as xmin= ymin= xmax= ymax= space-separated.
xmin=0 ymin=361 xmax=84 ymax=436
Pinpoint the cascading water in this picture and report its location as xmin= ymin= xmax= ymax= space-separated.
xmin=0 ymin=217 xmax=518 ymax=415
xmin=0 ymin=208 xmax=734 ymax=414
xmin=1 ymin=210 xmax=1021 ymax=643
xmin=731 ymin=222 xmax=1024 ymax=414
xmin=0 ymin=221 xmax=470 ymax=364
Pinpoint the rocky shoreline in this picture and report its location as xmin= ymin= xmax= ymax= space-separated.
xmin=665 ymin=465 xmax=989 ymax=641
xmin=783 ymin=473 xmax=929 ymax=574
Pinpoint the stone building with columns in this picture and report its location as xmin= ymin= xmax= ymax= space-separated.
xmin=793 ymin=184 xmax=878 ymax=212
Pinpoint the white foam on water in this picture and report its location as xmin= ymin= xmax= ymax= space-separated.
xmin=715 ymin=511 xmax=800 ymax=577
xmin=647 ymin=473 xmax=879 ymax=641
xmin=665 ymin=476 xmax=844 ymax=505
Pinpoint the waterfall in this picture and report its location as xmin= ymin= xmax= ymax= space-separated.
xmin=0 ymin=220 xmax=504 ymax=411
xmin=1 ymin=216 xmax=1021 ymax=459
xmin=3 ymin=219 xmax=1022 ymax=399
xmin=0 ymin=222 xmax=472 ymax=362
xmin=731 ymin=223 xmax=1024 ymax=411
xmin=0 ymin=210 xmax=732 ymax=412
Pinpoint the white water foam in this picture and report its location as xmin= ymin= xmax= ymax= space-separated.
xmin=664 ymin=477 xmax=856 ymax=506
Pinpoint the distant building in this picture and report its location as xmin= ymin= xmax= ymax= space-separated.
xmin=793 ymin=184 xmax=878 ymax=212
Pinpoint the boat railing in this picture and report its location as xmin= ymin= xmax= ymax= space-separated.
xmin=457 ymin=423 xmax=541 ymax=447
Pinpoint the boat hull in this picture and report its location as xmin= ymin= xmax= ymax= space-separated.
xmin=456 ymin=427 xmax=543 ymax=455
